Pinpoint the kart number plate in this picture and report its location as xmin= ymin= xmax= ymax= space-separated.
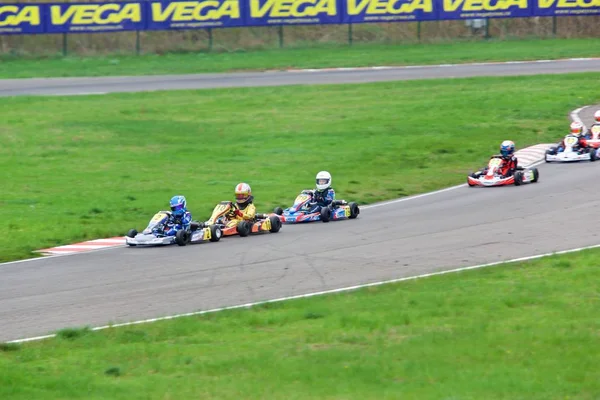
xmin=344 ymin=207 xmax=350 ymax=217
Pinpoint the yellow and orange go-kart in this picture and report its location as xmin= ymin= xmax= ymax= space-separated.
xmin=205 ymin=201 xmax=282 ymax=237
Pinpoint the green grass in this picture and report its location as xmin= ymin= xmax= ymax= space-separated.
xmin=2 ymin=247 xmax=599 ymax=399
xmin=1 ymin=72 xmax=599 ymax=262
xmin=1 ymin=38 xmax=600 ymax=79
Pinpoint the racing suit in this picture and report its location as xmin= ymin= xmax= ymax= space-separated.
xmin=480 ymin=155 xmax=518 ymax=178
xmin=225 ymin=197 xmax=257 ymax=228
xmin=164 ymin=211 xmax=192 ymax=236
xmin=307 ymin=188 xmax=335 ymax=213
xmin=557 ymin=135 xmax=587 ymax=153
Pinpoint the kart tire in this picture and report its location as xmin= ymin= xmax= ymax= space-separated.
xmin=591 ymin=149 xmax=597 ymax=162
xmin=320 ymin=206 xmax=331 ymax=223
xmin=237 ymin=221 xmax=251 ymax=237
xmin=274 ymin=207 xmax=284 ymax=216
xmin=127 ymin=229 xmax=138 ymax=238
xmin=348 ymin=202 xmax=360 ymax=219
xmin=513 ymin=171 xmax=523 ymax=186
xmin=175 ymin=229 xmax=190 ymax=246
xmin=269 ymin=215 xmax=282 ymax=233
xmin=532 ymin=167 xmax=539 ymax=183
xmin=209 ymin=225 xmax=222 ymax=242
xmin=190 ymin=221 xmax=202 ymax=232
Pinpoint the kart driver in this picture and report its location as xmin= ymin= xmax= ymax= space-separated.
xmin=307 ymin=171 xmax=336 ymax=211
xmin=494 ymin=140 xmax=518 ymax=178
xmin=558 ymin=121 xmax=588 ymax=152
xmin=230 ymin=182 xmax=256 ymax=222
xmin=164 ymin=195 xmax=192 ymax=236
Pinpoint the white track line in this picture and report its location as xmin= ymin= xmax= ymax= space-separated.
xmin=8 ymin=241 xmax=600 ymax=344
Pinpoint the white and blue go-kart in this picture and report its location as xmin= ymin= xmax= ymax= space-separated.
xmin=125 ymin=211 xmax=221 ymax=247
xmin=545 ymin=134 xmax=597 ymax=163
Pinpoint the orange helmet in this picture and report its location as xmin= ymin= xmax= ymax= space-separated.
xmin=234 ymin=183 xmax=252 ymax=205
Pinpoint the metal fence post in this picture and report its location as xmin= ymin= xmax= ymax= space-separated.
xmin=208 ymin=28 xmax=213 ymax=51
xmin=484 ymin=18 xmax=490 ymax=39
xmin=552 ymin=16 xmax=557 ymax=36
xmin=417 ymin=21 xmax=421 ymax=41
xmin=348 ymin=23 xmax=353 ymax=46
xmin=62 ymin=33 xmax=67 ymax=56
xmin=135 ymin=30 xmax=141 ymax=55
xmin=278 ymin=25 xmax=284 ymax=48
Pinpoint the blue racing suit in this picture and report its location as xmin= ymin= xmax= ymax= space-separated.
xmin=163 ymin=211 xmax=192 ymax=236
xmin=307 ymin=188 xmax=335 ymax=213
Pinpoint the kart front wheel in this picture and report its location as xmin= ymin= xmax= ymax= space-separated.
xmin=348 ymin=202 xmax=360 ymax=219
xmin=269 ymin=215 xmax=282 ymax=233
xmin=175 ymin=230 xmax=190 ymax=246
xmin=209 ymin=225 xmax=222 ymax=242
xmin=320 ymin=206 xmax=331 ymax=223
xmin=237 ymin=221 xmax=251 ymax=237
xmin=127 ymin=229 xmax=138 ymax=238
xmin=274 ymin=207 xmax=284 ymax=216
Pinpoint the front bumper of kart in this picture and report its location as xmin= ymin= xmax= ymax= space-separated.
xmin=545 ymin=152 xmax=591 ymax=162
xmin=467 ymin=175 xmax=515 ymax=187
xmin=125 ymin=234 xmax=174 ymax=246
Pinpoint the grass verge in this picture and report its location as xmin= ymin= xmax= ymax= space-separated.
xmin=1 ymin=247 xmax=599 ymax=399
xmin=1 ymin=38 xmax=600 ymax=79
xmin=1 ymin=72 xmax=599 ymax=262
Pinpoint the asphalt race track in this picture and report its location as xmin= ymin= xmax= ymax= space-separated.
xmin=1 ymin=58 xmax=600 ymax=97
xmin=1 ymin=65 xmax=599 ymax=342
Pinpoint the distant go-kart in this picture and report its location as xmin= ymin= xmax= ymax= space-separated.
xmin=585 ymin=125 xmax=600 ymax=155
xmin=125 ymin=211 xmax=222 ymax=247
xmin=205 ymin=201 xmax=282 ymax=237
xmin=468 ymin=156 xmax=539 ymax=187
xmin=545 ymin=134 xmax=597 ymax=162
xmin=273 ymin=190 xmax=360 ymax=223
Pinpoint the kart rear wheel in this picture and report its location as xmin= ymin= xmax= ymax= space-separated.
xmin=532 ymin=168 xmax=539 ymax=183
xmin=237 ymin=221 xmax=251 ymax=237
xmin=209 ymin=225 xmax=222 ymax=242
xmin=175 ymin=230 xmax=190 ymax=246
xmin=513 ymin=171 xmax=523 ymax=186
xmin=269 ymin=215 xmax=282 ymax=233
xmin=274 ymin=207 xmax=284 ymax=216
xmin=590 ymin=149 xmax=597 ymax=162
xmin=127 ymin=229 xmax=138 ymax=238
xmin=348 ymin=202 xmax=360 ymax=219
xmin=320 ymin=206 xmax=331 ymax=223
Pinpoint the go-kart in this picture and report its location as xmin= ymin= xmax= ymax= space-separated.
xmin=545 ymin=134 xmax=597 ymax=162
xmin=585 ymin=125 xmax=600 ymax=155
xmin=125 ymin=210 xmax=222 ymax=247
xmin=273 ymin=190 xmax=360 ymax=223
xmin=205 ymin=201 xmax=282 ymax=237
xmin=468 ymin=156 xmax=539 ymax=187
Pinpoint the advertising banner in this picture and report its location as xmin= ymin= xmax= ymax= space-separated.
xmin=0 ymin=4 xmax=44 ymax=34
xmin=245 ymin=0 xmax=342 ymax=26
xmin=534 ymin=0 xmax=600 ymax=16
xmin=148 ymin=0 xmax=245 ymax=30
xmin=45 ymin=1 xmax=145 ymax=33
xmin=438 ymin=0 xmax=533 ymax=19
xmin=343 ymin=0 xmax=438 ymax=23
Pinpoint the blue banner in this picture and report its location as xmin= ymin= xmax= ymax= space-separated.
xmin=343 ymin=0 xmax=437 ymax=22
xmin=0 ymin=4 xmax=44 ymax=34
xmin=438 ymin=0 xmax=533 ymax=19
xmin=246 ymin=0 xmax=342 ymax=26
xmin=534 ymin=0 xmax=600 ymax=16
xmin=46 ymin=1 xmax=145 ymax=33
xmin=148 ymin=0 xmax=245 ymax=30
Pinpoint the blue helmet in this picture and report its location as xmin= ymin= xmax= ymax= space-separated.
xmin=500 ymin=140 xmax=515 ymax=157
xmin=169 ymin=195 xmax=187 ymax=217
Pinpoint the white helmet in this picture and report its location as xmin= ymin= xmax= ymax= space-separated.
xmin=234 ymin=182 xmax=252 ymax=205
xmin=570 ymin=121 xmax=584 ymax=136
xmin=594 ymin=110 xmax=600 ymax=123
xmin=315 ymin=171 xmax=331 ymax=191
